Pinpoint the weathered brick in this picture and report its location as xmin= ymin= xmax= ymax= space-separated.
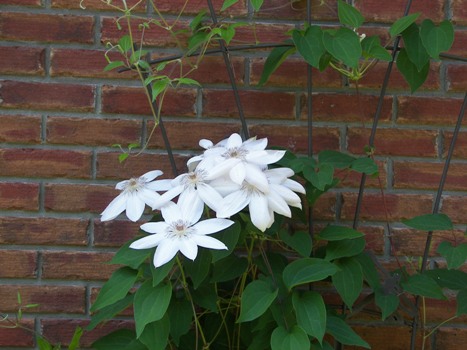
xmin=443 ymin=131 xmax=467 ymax=159
xmin=346 ymin=325 xmax=425 ymax=350
xmin=249 ymin=57 xmax=341 ymax=88
xmin=42 ymin=251 xmax=116 ymax=281
xmin=310 ymin=192 xmax=337 ymax=221
xmin=446 ymin=63 xmax=467 ymax=92
xmin=447 ymin=29 xmax=467 ymax=57
xmin=394 ymin=161 xmax=467 ymax=191
xmin=0 ymin=114 xmax=41 ymax=144
xmin=255 ymin=0 xmax=338 ymax=21
xmin=0 ymin=81 xmax=95 ymax=112
xmin=452 ymin=0 xmax=467 ymax=25
xmin=397 ymin=96 xmax=466 ymax=126
xmin=337 ymin=159 xmax=387 ymax=189
xmin=52 ymin=0 xmax=145 ymax=11
xmin=157 ymin=0 xmax=247 ymax=16
xmin=233 ymin=22 xmax=293 ymax=44
xmin=435 ymin=327 xmax=467 ymax=349
xmin=340 ymin=193 xmax=433 ymax=222
xmin=441 ymin=195 xmax=467 ymax=224
xmin=203 ymin=89 xmax=295 ymax=119
xmin=0 ymin=148 xmax=92 ymax=178
xmin=45 ymin=183 xmax=116 ymax=213
xmin=101 ymin=85 xmax=197 ymax=116
xmin=0 ymin=46 xmax=45 ymax=75
xmin=0 ymin=285 xmax=85 ymax=313
xmin=0 ymin=250 xmax=37 ymax=278
xmin=0 ymin=12 xmax=94 ymax=43
xmin=0 ymin=318 xmax=34 ymax=347
xmin=0 ymin=182 xmax=39 ymax=211
xmin=94 ymin=219 xmax=141 ymax=247
xmin=347 ymin=128 xmax=438 ymax=157
xmin=46 ymin=116 xmax=142 ymax=146
xmin=301 ymin=93 xmax=392 ymax=123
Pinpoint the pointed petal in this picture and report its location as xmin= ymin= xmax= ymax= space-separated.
xmin=141 ymin=170 xmax=163 ymax=182
xmin=187 ymin=155 xmax=203 ymax=172
xmin=145 ymin=179 xmax=172 ymax=192
xmin=193 ymin=218 xmax=234 ymax=235
xmin=178 ymin=189 xmax=203 ymax=225
xmin=192 ymin=235 xmax=228 ymax=250
xmin=267 ymin=190 xmax=292 ymax=217
xmin=271 ymin=183 xmax=302 ymax=204
xmin=140 ymin=222 xmax=169 ymax=235
xmin=100 ymin=193 xmax=127 ymax=221
xmin=229 ymin=163 xmax=246 ymax=185
xmin=125 ymin=194 xmax=145 ymax=222
xmin=216 ymin=190 xmax=250 ymax=218
xmin=161 ymin=202 xmax=182 ymax=223
xmin=115 ymin=179 xmax=129 ymax=190
xmin=282 ymin=179 xmax=306 ymax=194
xmin=242 ymin=137 xmax=267 ymax=151
xmin=152 ymin=185 xmax=183 ymax=210
xmin=138 ymin=188 xmax=161 ymax=208
xmin=246 ymin=150 xmax=285 ymax=165
xmin=179 ymin=239 xmax=198 ymax=261
xmin=199 ymin=139 xmax=213 ymax=149
xmin=226 ymin=133 xmax=243 ymax=148
xmin=208 ymin=177 xmax=241 ymax=197
xmin=249 ymin=194 xmax=271 ymax=232
xmin=244 ymin=163 xmax=270 ymax=193
xmin=153 ymin=240 xmax=180 ymax=267
xmin=265 ymin=167 xmax=294 ymax=183
xmin=206 ymin=158 xmax=241 ymax=180
xmin=197 ymin=183 xmax=223 ymax=212
xmin=130 ymin=234 xmax=165 ymax=249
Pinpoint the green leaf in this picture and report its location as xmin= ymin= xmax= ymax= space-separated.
xmin=92 ymin=329 xmax=146 ymax=350
xmin=354 ymin=252 xmax=381 ymax=289
xmin=390 ymin=13 xmax=420 ymax=37
xmin=323 ymin=27 xmax=362 ymax=68
xmin=211 ymin=221 xmax=241 ymax=262
xmin=211 ymin=255 xmax=248 ymax=283
xmin=110 ymin=239 xmax=152 ymax=269
xmin=134 ymin=281 xmax=172 ymax=337
xmin=396 ymin=48 xmax=429 ymax=93
xmin=325 ymin=237 xmax=366 ymax=261
xmin=293 ymin=26 xmax=325 ymax=69
xmin=237 ymin=280 xmax=278 ymax=322
xmin=87 ymin=294 xmax=134 ymax=331
xmin=401 ymin=23 xmax=430 ymax=72
xmin=361 ymin=36 xmax=392 ymax=61
xmin=220 ymin=25 xmax=236 ymax=44
xmin=318 ymin=150 xmax=355 ymax=169
xmin=251 ymin=0 xmax=264 ymax=12
xmin=311 ymin=341 xmax=334 ymax=350
xmin=189 ymin=10 xmax=207 ymax=32
xmin=437 ymin=241 xmax=467 ymax=270
xmin=184 ymin=248 xmax=211 ymax=289
xmin=91 ymin=267 xmax=138 ymax=312
xmin=425 ymin=269 xmax=467 ymax=290
xmin=456 ymin=289 xmax=467 ymax=316
xmin=403 ymin=213 xmax=453 ymax=231
xmin=350 ymin=157 xmax=378 ymax=175
xmin=283 ymin=258 xmax=339 ymax=290
xmin=258 ymin=44 xmax=296 ymax=86
xmin=191 ymin=284 xmax=218 ymax=312
xmin=375 ymin=289 xmax=399 ymax=320
xmin=118 ymin=35 xmax=132 ymax=53
xmin=271 ymin=326 xmax=310 ymax=350
xmin=304 ymin=163 xmax=334 ymax=191
xmin=318 ymin=225 xmax=364 ymax=241
xmin=221 ymin=0 xmax=238 ymax=11
xmin=139 ymin=315 xmax=170 ymax=350
xmin=293 ymin=291 xmax=326 ymax=343
xmin=279 ymin=230 xmax=312 ymax=257
xmin=326 ymin=316 xmax=370 ymax=349
xmin=420 ymin=19 xmax=454 ymax=59
xmin=169 ymin=300 xmax=192 ymax=346
xmin=104 ymin=61 xmax=125 ymax=72
xmin=175 ymin=77 xmax=201 ymax=87
xmin=68 ymin=327 xmax=83 ymax=350
xmin=337 ymin=0 xmax=364 ymax=29
xmin=151 ymin=257 xmax=174 ymax=287
xmin=151 ymin=78 xmax=171 ymax=101
xmin=332 ymin=257 xmax=363 ymax=309
xmin=401 ymin=274 xmax=446 ymax=300
xmin=37 ymin=337 xmax=53 ymax=350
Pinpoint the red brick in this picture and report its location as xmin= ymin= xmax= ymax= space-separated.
xmin=354 ymin=0 xmax=445 ymax=23
xmin=233 ymin=23 xmax=293 ymax=45
xmin=444 ymin=131 xmax=467 ymax=159
xmin=0 ymin=148 xmax=92 ymax=178
xmin=397 ymin=96 xmax=466 ymax=126
xmin=96 ymin=151 xmax=188 ymax=179
xmin=157 ymin=0 xmax=247 ymax=16
xmin=41 ymin=319 xmax=135 ymax=348
xmin=255 ymin=0 xmax=337 ymax=21
xmin=347 ymin=127 xmax=438 ymax=157
xmin=0 ymin=182 xmax=39 ymax=211
xmin=52 ymin=0 xmax=145 ymax=11
xmin=0 ymin=114 xmax=41 ymax=143
xmin=346 ymin=325 xmax=425 ymax=350
xmin=0 ymin=0 xmax=41 ymax=5
xmin=0 ymin=46 xmax=45 ymax=75
xmin=435 ymin=327 xmax=467 ymax=349
xmin=302 ymin=93 xmax=392 ymax=123
xmin=45 ymin=183 xmax=116 ymax=213
xmin=0 ymin=217 xmax=88 ymax=246
xmin=0 ymin=81 xmax=95 ymax=112
xmin=425 ymin=295 xmax=467 ymax=323
xmin=441 ymin=195 xmax=467 ymax=224
xmin=446 ymin=64 xmax=467 ymax=92
xmin=394 ymin=161 xmax=467 ymax=191
xmin=47 ymin=116 xmax=142 ymax=146
xmin=341 ymin=193 xmax=433 ymax=222
xmin=310 ymin=192 xmax=337 ymax=221
xmin=448 ymin=29 xmax=467 ymax=57
xmin=203 ymin=89 xmax=295 ymax=119
xmin=248 ymin=124 xmax=340 ymax=154
xmin=337 ymin=160 xmax=387 ymax=189
xmin=94 ymin=219 xmax=141 ymax=247
xmin=452 ymin=0 xmax=467 ymax=25
xmin=101 ymin=85 xmax=197 ymax=116
xmin=0 ymin=250 xmax=37 ymax=278
xmin=0 ymin=285 xmax=85 ymax=313
xmin=0 ymin=12 xmax=94 ymax=43
xmin=0 ymin=318 xmax=34 ymax=347
xmin=42 ymin=251 xmax=116 ymax=281
xmin=249 ymin=57 xmax=341 ymax=88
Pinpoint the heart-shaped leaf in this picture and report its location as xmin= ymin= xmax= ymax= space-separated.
xmin=420 ymin=19 xmax=454 ymax=59
xmin=323 ymin=28 xmax=362 ymax=68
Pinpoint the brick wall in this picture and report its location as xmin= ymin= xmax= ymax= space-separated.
xmin=0 ymin=0 xmax=466 ymax=348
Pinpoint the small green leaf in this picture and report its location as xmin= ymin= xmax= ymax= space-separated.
xmin=283 ymin=258 xmax=339 ymax=289
xmin=375 ymin=289 xmax=399 ymax=320
xmin=87 ymin=294 xmax=134 ymax=331
xmin=237 ymin=280 xmax=278 ymax=323
xmin=401 ymin=274 xmax=446 ymax=300
xmin=403 ymin=213 xmax=453 ymax=231
xmin=401 ymin=23 xmax=430 ymax=72
xmin=420 ymin=19 xmax=454 ymax=59
xmin=37 ymin=337 xmax=53 ymax=350
xmin=318 ymin=225 xmax=364 ymax=241
xmin=118 ymin=35 xmax=132 ymax=53
xmin=251 ymin=0 xmax=264 ymax=12
xmin=332 ymin=257 xmax=363 ymax=309
xmin=104 ymin=61 xmax=125 ymax=72
xmin=293 ymin=291 xmax=326 ymax=343
xmin=337 ymin=0 xmax=364 ymax=29
xmin=325 ymin=237 xmax=366 ymax=261
xmin=220 ymin=25 xmax=236 ymax=45
xmin=271 ymin=325 xmax=310 ymax=350
xmin=258 ymin=44 xmax=296 ymax=86
xmin=318 ymin=150 xmax=355 ymax=169
xmin=139 ymin=315 xmax=170 ymax=350
xmin=354 ymin=252 xmax=381 ymax=289
xmin=151 ymin=78 xmax=171 ymax=101
xmin=437 ymin=241 xmax=467 ymax=270
xmin=68 ymin=327 xmax=83 ymax=350
xmin=221 ymin=0 xmax=238 ymax=11
xmin=350 ymin=157 xmax=378 ymax=175
xmin=323 ymin=27 xmax=362 ymax=68
xmin=389 ymin=13 xmax=420 ymax=37
xmin=361 ymin=36 xmax=392 ymax=61
xmin=175 ymin=77 xmax=201 ymax=87
xmin=279 ymin=230 xmax=312 ymax=257
xmin=396 ymin=48 xmax=429 ymax=93
xmin=293 ymin=26 xmax=325 ymax=69
xmin=326 ymin=316 xmax=370 ymax=348
xmin=456 ymin=289 xmax=467 ymax=316
xmin=151 ymin=258 xmax=174 ymax=287
xmin=304 ymin=163 xmax=334 ymax=191
xmin=189 ymin=10 xmax=207 ymax=31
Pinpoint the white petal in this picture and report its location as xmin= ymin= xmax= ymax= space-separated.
xmin=193 ymin=218 xmax=234 ymax=235
xmin=246 ymin=150 xmax=285 ymax=165
xmin=187 ymin=155 xmax=203 ymax=172
xmin=141 ymin=170 xmax=163 ymax=182
xmin=138 ymin=188 xmax=161 ymax=208
xmin=101 ymin=193 xmax=128 ymax=221
xmin=115 ymin=179 xmax=129 ymax=190
xmin=179 ymin=239 xmax=198 ymax=261
xmin=161 ymin=202 xmax=182 ymax=223
xmin=229 ymin=162 xmax=246 ymax=185
xmin=197 ymin=183 xmax=224 ymax=212
xmin=282 ymin=179 xmax=306 ymax=194
xmin=146 ymin=179 xmax=173 ymax=192
xmin=242 ymin=137 xmax=267 ymax=151
xmin=265 ymin=167 xmax=294 ymax=183
xmin=208 ymin=177 xmax=241 ymax=197
xmin=140 ymin=222 xmax=169 ymax=235
xmin=130 ymin=234 xmax=165 ymax=249
xmin=199 ymin=139 xmax=214 ymax=149
xmin=244 ymin=163 xmax=270 ymax=193
xmin=192 ymin=235 xmax=228 ymax=250
xmin=216 ymin=190 xmax=250 ymax=218
xmin=206 ymin=158 xmax=241 ymax=180
xmin=267 ymin=190 xmax=291 ymax=217
xmin=271 ymin=183 xmax=302 ymax=204
xmin=125 ymin=194 xmax=146 ymax=222
xmin=152 ymin=185 xmax=183 ymax=210
xmin=153 ymin=240 xmax=180 ymax=267
xmin=178 ymin=189 xmax=203 ymax=225
xmin=249 ymin=194 xmax=271 ymax=232
xmin=226 ymin=133 xmax=243 ymax=148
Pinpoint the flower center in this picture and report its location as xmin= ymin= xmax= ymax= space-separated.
xmin=181 ymin=169 xmax=207 ymax=190
xmin=124 ymin=177 xmax=144 ymax=193
xmin=167 ymin=219 xmax=194 ymax=239
xmin=242 ymin=182 xmax=263 ymax=196
xmin=224 ymin=147 xmax=247 ymax=160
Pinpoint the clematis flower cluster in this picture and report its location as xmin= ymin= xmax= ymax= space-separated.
xmin=100 ymin=133 xmax=305 ymax=267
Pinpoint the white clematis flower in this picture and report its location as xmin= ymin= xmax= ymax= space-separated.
xmin=100 ymin=170 xmax=171 ymax=222
xmin=130 ymin=201 xmax=233 ymax=267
